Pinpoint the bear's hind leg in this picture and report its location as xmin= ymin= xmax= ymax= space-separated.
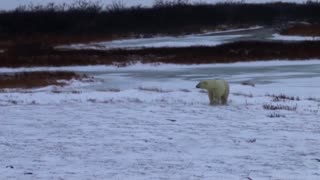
xmin=221 ymin=93 xmax=229 ymax=105
xmin=221 ymin=82 xmax=230 ymax=105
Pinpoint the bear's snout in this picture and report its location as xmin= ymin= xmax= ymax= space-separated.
xmin=196 ymin=84 xmax=200 ymax=88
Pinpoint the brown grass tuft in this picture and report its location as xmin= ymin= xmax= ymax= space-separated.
xmin=267 ymin=112 xmax=286 ymax=118
xmin=266 ymin=93 xmax=300 ymax=102
xmin=263 ymin=103 xmax=297 ymax=111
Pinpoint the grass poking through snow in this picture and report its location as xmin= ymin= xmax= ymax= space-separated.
xmin=263 ymin=103 xmax=297 ymax=111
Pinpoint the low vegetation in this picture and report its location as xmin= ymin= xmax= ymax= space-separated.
xmin=266 ymin=93 xmax=300 ymax=102
xmin=281 ymin=24 xmax=320 ymax=37
xmin=306 ymin=97 xmax=320 ymax=102
xmin=0 ymin=71 xmax=87 ymax=89
xmin=267 ymin=112 xmax=286 ymax=118
xmin=263 ymin=103 xmax=298 ymax=111
xmin=2 ymin=40 xmax=320 ymax=67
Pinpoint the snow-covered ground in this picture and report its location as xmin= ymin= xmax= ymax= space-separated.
xmin=271 ymin=34 xmax=320 ymax=41
xmin=1 ymin=60 xmax=320 ymax=179
xmin=55 ymin=33 xmax=250 ymax=51
xmin=56 ymin=27 xmax=320 ymax=51
xmin=54 ymin=26 xmax=265 ymax=51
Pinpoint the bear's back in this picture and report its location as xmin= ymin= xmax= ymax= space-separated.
xmin=205 ymin=79 xmax=227 ymax=90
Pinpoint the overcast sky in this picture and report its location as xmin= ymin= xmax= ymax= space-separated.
xmin=0 ymin=0 xmax=308 ymax=10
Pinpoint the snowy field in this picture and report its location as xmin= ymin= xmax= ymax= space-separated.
xmin=1 ymin=60 xmax=320 ymax=179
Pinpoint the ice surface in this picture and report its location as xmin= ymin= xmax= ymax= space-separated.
xmin=1 ymin=60 xmax=320 ymax=179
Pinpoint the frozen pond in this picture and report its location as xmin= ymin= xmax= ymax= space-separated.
xmin=78 ymin=61 xmax=320 ymax=91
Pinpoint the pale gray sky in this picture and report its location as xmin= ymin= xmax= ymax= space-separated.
xmin=0 ymin=0 xmax=307 ymax=10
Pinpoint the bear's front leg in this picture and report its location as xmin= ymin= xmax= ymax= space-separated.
xmin=209 ymin=91 xmax=218 ymax=105
xmin=208 ymin=91 xmax=214 ymax=105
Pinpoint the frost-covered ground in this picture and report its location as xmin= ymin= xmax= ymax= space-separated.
xmin=1 ymin=60 xmax=320 ymax=179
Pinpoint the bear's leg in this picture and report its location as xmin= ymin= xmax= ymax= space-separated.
xmin=221 ymin=95 xmax=228 ymax=105
xmin=221 ymin=83 xmax=230 ymax=105
xmin=208 ymin=91 xmax=214 ymax=105
xmin=221 ymin=90 xmax=229 ymax=104
xmin=210 ymin=91 xmax=219 ymax=105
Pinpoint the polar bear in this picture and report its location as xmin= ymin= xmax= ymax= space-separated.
xmin=196 ymin=79 xmax=230 ymax=105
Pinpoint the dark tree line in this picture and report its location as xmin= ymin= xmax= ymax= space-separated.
xmin=1 ymin=1 xmax=320 ymax=37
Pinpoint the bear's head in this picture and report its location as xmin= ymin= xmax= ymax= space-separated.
xmin=196 ymin=81 xmax=208 ymax=89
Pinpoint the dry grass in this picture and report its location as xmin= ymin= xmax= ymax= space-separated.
xmin=263 ymin=103 xmax=297 ymax=111
xmin=2 ymin=40 xmax=320 ymax=67
xmin=107 ymin=88 xmax=121 ymax=92
xmin=179 ymin=89 xmax=191 ymax=93
xmin=0 ymin=71 xmax=86 ymax=89
xmin=267 ymin=112 xmax=286 ymax=118
xmin=281 ymin=24 xmax=320 ymax=37
xmin=306 ymin=97 xmax=320 ymax=102
xmin=266 ymin=93 xmax=300 ymax=102
xmin=241 ymin=81 xmax=255 ymax=87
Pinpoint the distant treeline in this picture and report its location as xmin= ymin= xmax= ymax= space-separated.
xmin=1 ymin=0 xmax=320 ymax=37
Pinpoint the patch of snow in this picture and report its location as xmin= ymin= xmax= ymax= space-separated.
xmin=199 ymin=26 xmax=264 ymax=35
xmin=55 ymin=34 xmax=249 ymax=51
xmin=270 ymin=34 xmax=320 ymax=41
